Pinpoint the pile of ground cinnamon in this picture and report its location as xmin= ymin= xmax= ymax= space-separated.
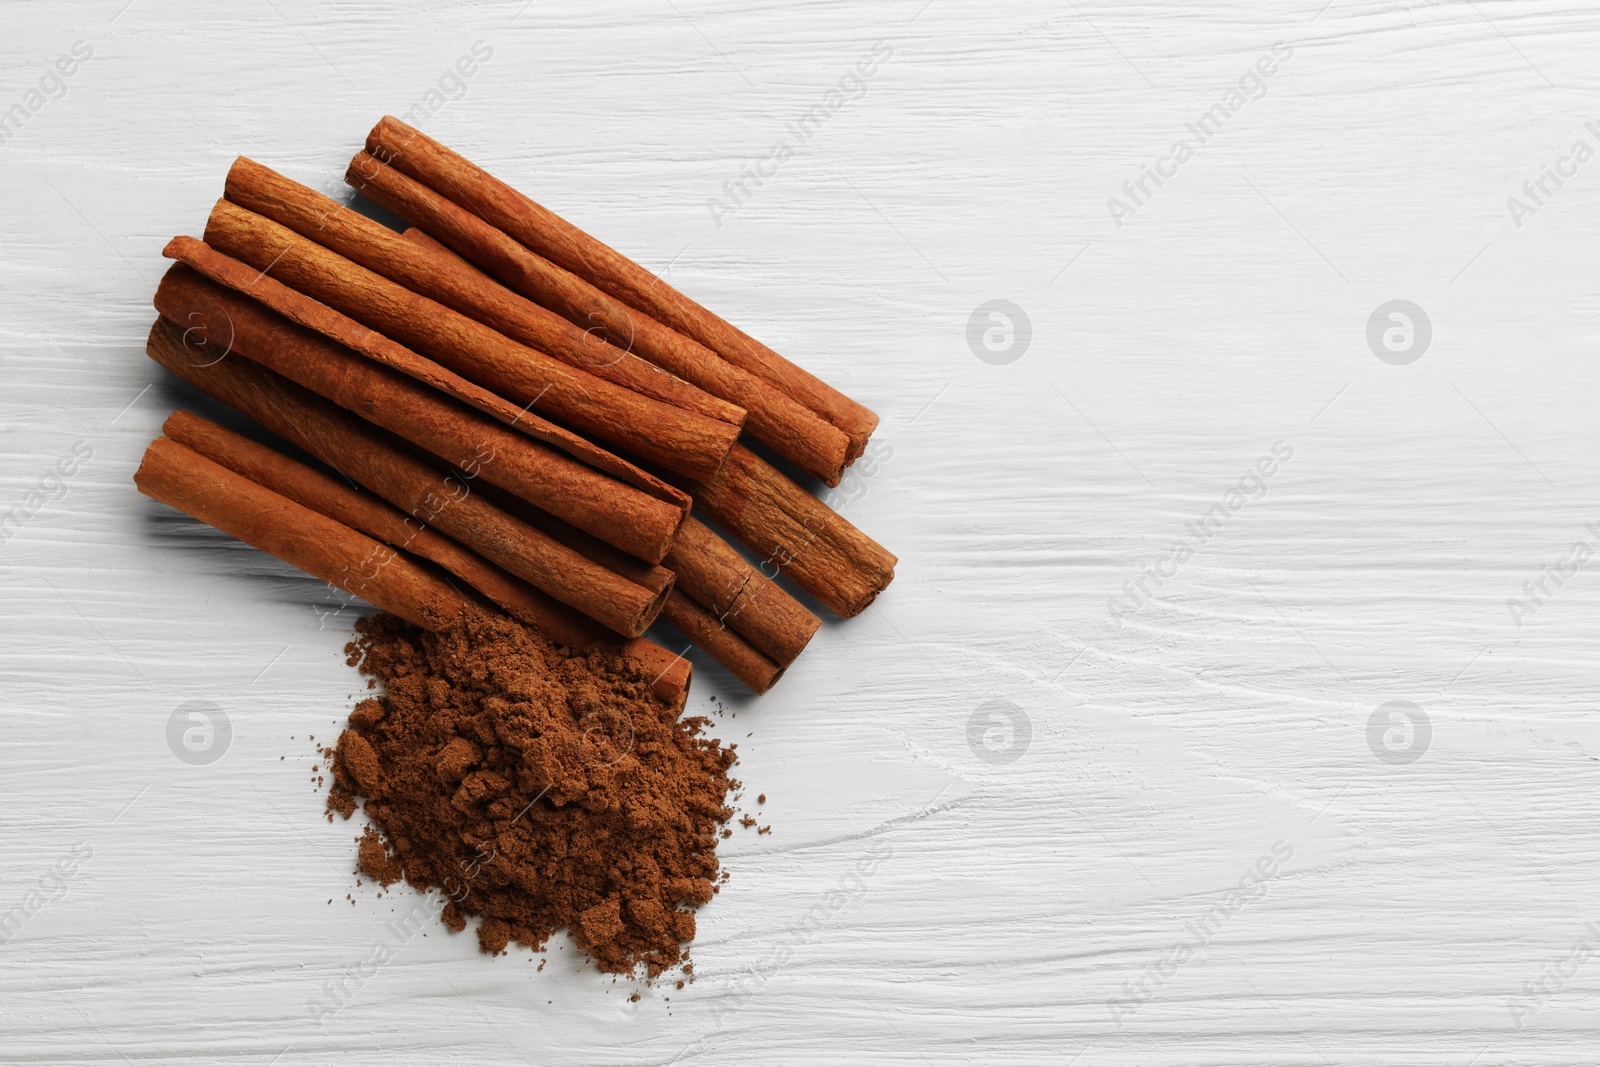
xmin=327 ymin=611 xmax=738 ymax=977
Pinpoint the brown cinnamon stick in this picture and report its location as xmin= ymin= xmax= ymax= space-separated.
xmin=145 ymin=316 xmax=669 ymax=638
xmin=366 ymin=116 xmax=880 ymax=461
xmin=484 ymin=485 xmax=677 ymax=604
xmin=665 ymin=516 xmax=819 ymax=668
xmin=160 ymin=235 xmax=687 ymax=521
xmin=489 ymin=482 xmax=810 ymax=689
xmin=161 ymin=409 xmax=690 ymax=706
xmin=225 ymin=156 xmax=744 ymax=429
xmin=154 ymin=261 xmax=684 ymax=564
xmin=201 ymin=198 xmax=738 ymax=481
xmin=662 ymin=589 xmax=784 ymax=695
xmin=350 ymin=150 xmax=853 ymax=485
xmin=135 ymin=436 xmax=469 ymax=632
xmin=680 ymin=445 xmax=896 ymax=618
xmin=401 ymin=227 xmax=478 ymax=272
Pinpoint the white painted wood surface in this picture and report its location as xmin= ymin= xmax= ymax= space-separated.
xmin=5 ymin=0 xmax=1600 ymax=1062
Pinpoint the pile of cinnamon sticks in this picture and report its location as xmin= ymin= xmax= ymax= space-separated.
xmin=133 ymin=117 xmax=895 ymax=700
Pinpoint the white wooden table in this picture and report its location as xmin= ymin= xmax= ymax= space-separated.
xmin=5 ymin=0 xmax=1599 ymax=1062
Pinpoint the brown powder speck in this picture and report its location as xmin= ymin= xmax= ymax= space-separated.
xmin=349 ymin=698 xmax=385 ymax=729
xmin=328 ymin=786 xmax=355 ymax=818
xmin=327 ymin=611 xmax=739 ymax=978
xmin=336 ymin=732 xmax=381 ymax=795
xmin=358 ymin=827 xmax=402 ymax=885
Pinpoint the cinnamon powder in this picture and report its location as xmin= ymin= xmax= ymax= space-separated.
xmin=327 ymin=611 xmax=738 ymax=977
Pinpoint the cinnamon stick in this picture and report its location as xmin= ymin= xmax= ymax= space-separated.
xmin=679 ymin=445 xmax=896 ymax=618
xmin=402 ymin=227 xmax=478 ymax=271
xmin=159 ymin=235 xmax=687 ymax=518
xmin=145 ymin=316 xmax=669 ymax=638
xmin=628 ymin=643 xmax=694 ymax=712
xmin=484 ymin=485 xmax=677 ymax=604
xmin=162 ymin=409 xmax=690 ymax=706
xmin=154 ymin=261 xmax=684 ymax=564
xmin=225 ymin=156 xmax=744 ymax=429
xmin=487 ymin=481 xmax=810 ymax=687
xmin=350 ymin=150 xmax=853 ymax=485
xmin=366 ymin=116 xmax=880 ymax=461
xmin=201 ymin=198 xmax=738 ymax=481
xmin=665 ymin=516 xmax=819 ymax=668
xmin=661 ymin=590 xmax=784 ymax=695
xmin=135 ymin=436 xmax=469 ymax=632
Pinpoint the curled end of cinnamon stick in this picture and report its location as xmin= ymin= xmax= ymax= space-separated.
xmin=663 ymin=590 xmax=785 ymax=695
xmin=621 ymin=637 xmax=693 ymax=711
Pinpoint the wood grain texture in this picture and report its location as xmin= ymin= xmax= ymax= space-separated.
xmin=4 ymin=0 xmax=1600 ymax=1063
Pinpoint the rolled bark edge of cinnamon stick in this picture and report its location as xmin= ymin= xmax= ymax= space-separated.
xmin=682 ymin=445 xmax=897 ymax=619
xmin=623 ymin=639 xmax=692 ymax=712
xmin=666 ymin=516 xmax=820 ymax=668
xmin=662 ymin=588 xmax=784 ymax=695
